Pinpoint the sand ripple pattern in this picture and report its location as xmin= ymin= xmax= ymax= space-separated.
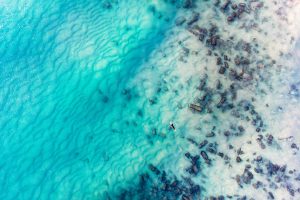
xmin=0 ymin=0 xmax=177 ymax=199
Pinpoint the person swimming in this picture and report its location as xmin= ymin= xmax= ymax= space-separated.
xmin=169 ymin=122 xmax=176 ymax=131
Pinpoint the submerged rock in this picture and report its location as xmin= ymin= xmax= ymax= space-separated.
xmin=200 ymin=151 xmax=211 ymax=164
xmin=187 ymin=12 xmax=200 ymax=26
xmin=182 ymin=0 xmax=194 ymax=9
xmin=189 ymin=103 xmax=203 ymax=112
xmin=149 ymin=164 xmax=160 ymax=175
xmin=176 ymin=16 xmax=186 ymax=26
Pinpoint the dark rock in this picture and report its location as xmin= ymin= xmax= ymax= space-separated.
xmin=227 ymin=15 xmax=234 ymax=22
xmin=267 ymin=135 xmax=274 ymax=145
xmin=266 ymin=162 xmax=280 ymax=176
xmin=238 ymin=196 xmax=247 ymax=200
xmin=224 ymin=62 xmax=229 ymax=68
xmin=245 ymin=164 xmax=251 ymax=169
xmin=254 ymin=168 xmax=263 ymax=174
xmin=234 ymin=56 xmax=241 ymax=65
xmin=191 ymin=155 xmax=200 ymax=164
xmin=289 ymin=84 xmax=299 ymax=96
xmin=231 ymin=4 xmax=238 ymax=9
xmin=217 ymin=195 xmax=225 ymax=200
xmin=239 ymin=3 xmax=246 ymax=8
xmin=279 ymin=165 xmax=286 ymax=172
xmin=229 ymin=69 xmax=242 ymax=81
xmin=187 ymin=138 xmax=198 ymax=146
xmin=251 ymin=110 xmax=257 ymax=115
xmin=241 ymin=58 xmax=250 ymax=65
xmin=291 ymin=143 xmax=299 ymax=149
xmin=223 ymin=155 xmax=229 ymax=161
xmin=191 ymin=164 xmax=199 ymax=175
xmin=238 ymin=126 xmax=245 ymax=133
xmin=237 ymin=148 xmax=244 ymax=155
xmin=185 ymin=152 xmax=191 ymax=159
xmin=207 ymin=147 xmax=217 ymax=154
xmin=199 ymin=140 xmax=208 ymax=149
xmin=186 ymin=155 xmax=200 ymax=176
xmin=252 ymin=182 xmax=259 ymax=189
xmin=232 ymin=12 xmax=237 ymax=18
xmin=243 ymin=43 xmax=251 ymax=53
xmin=224 ymin=131 xmax=231 ymax=137
xmin=206 ymin=132 xmax=215 ymax=137
xmin=187 ymin=12 xmax=200 ymax=26
xmin=242 ymin=169 xmax=254 ymax=184
xmin=189 ymin=28 xmax=200 ymax=36
xmin=149 ymin=164 xmax=160 ymax=175
xmin=161 ymin=183 xmax=168 ymax=191
xmin=235 ymin=175 xmax=242 ymax=186
xmin=257 ymin=135 xmax=263 ymax=140
xmin=275 ymin=176 xmax=282 ymax=183
xmin=199 ymin=34 xmax=205 ymax=41
xmin=216 ymin=80 xmax=222 ymax=90
xmin=200 ymin=151 xmax=210 ymax=163
xmin=199 ymin=91 xmax=213 ymax=107
xmin=190 ymin=185 xmax=200 ymax=195
xmin=102 ymin=2 xmax=112 ymax=9
xmin=219 ymin=66 xmax=226 ymax=74
xmin=198 ymin=77 xmax=207 ymax=91
xmin=175 ymin=17 xmax=186 ymax=26
xmin=221 ymin=0 xmax=231 ymax=11
xmin=237 ymin=8 xmax=245 ymax=18
xmin=182 ymin=194 xmax=192 ymax=200
xmin=258 ymin=141 xmax=266 ymax=149
xmin=149 ymin=97 xmax=157 ymax=105
xmin=189 ymin=103 xmax=202 ymax=112
xmin=209 ymin=25 xmax=218 ymax=36
xmin=256 ymin=156 xmax=263 ymax=162
xmin=253 ymin=181 xmax=262 ymax=189
xmin=268 ymin=192 xmax=274 ymax=199
xmin=139 ymin=173 xmax=149 ymax=189
xmin=236 ymin=156 xmax=242 ymax=163
xmin=214 ymin=0 xmax=220 ymax=6
xmin=182 ymin=0 xmax=193 ymax=8
xmin=160 ymin=171 xmax=167 ymax=182
xmin=170 ymin=180 xmax=178 ymax=187
xmin=102 ymin=96 xmax=109 ymax=103
xmin=198 ymin=27 xmax=208 ymax=35
xmin=211 ymin=36 xmax=218 ymax=46
xmin=217 ymin=57 xmax=222 ymax=65
xmin=287 ymin=184 xmax=295 ymax=196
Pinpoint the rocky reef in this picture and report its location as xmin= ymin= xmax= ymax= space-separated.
xmin=110 ymin=0 xmax=300 ymax=199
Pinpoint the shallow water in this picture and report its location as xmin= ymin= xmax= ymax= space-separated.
xmin=0 ymin=0 xmax=178 ymax=199
xmin=0 ymin=0 xmax=300 ymax=199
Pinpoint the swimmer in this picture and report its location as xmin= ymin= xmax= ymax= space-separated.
xmin=169 ymin=122 xmax=176 ymax=131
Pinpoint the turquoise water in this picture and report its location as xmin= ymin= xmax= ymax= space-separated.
xmin=0 ymin=0 xmax=178 ymax=199
xmin=1 ymin=0 xmax=300 ymax=199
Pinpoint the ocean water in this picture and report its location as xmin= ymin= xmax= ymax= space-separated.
xmin=0 ymin=0 xmax=179 ymax=199
xmin=1 ymin=0 xmax=300 ymax=199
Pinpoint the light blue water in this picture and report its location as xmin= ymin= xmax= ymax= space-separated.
xmin=0 ymin=0 xmax=178 ymax=199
